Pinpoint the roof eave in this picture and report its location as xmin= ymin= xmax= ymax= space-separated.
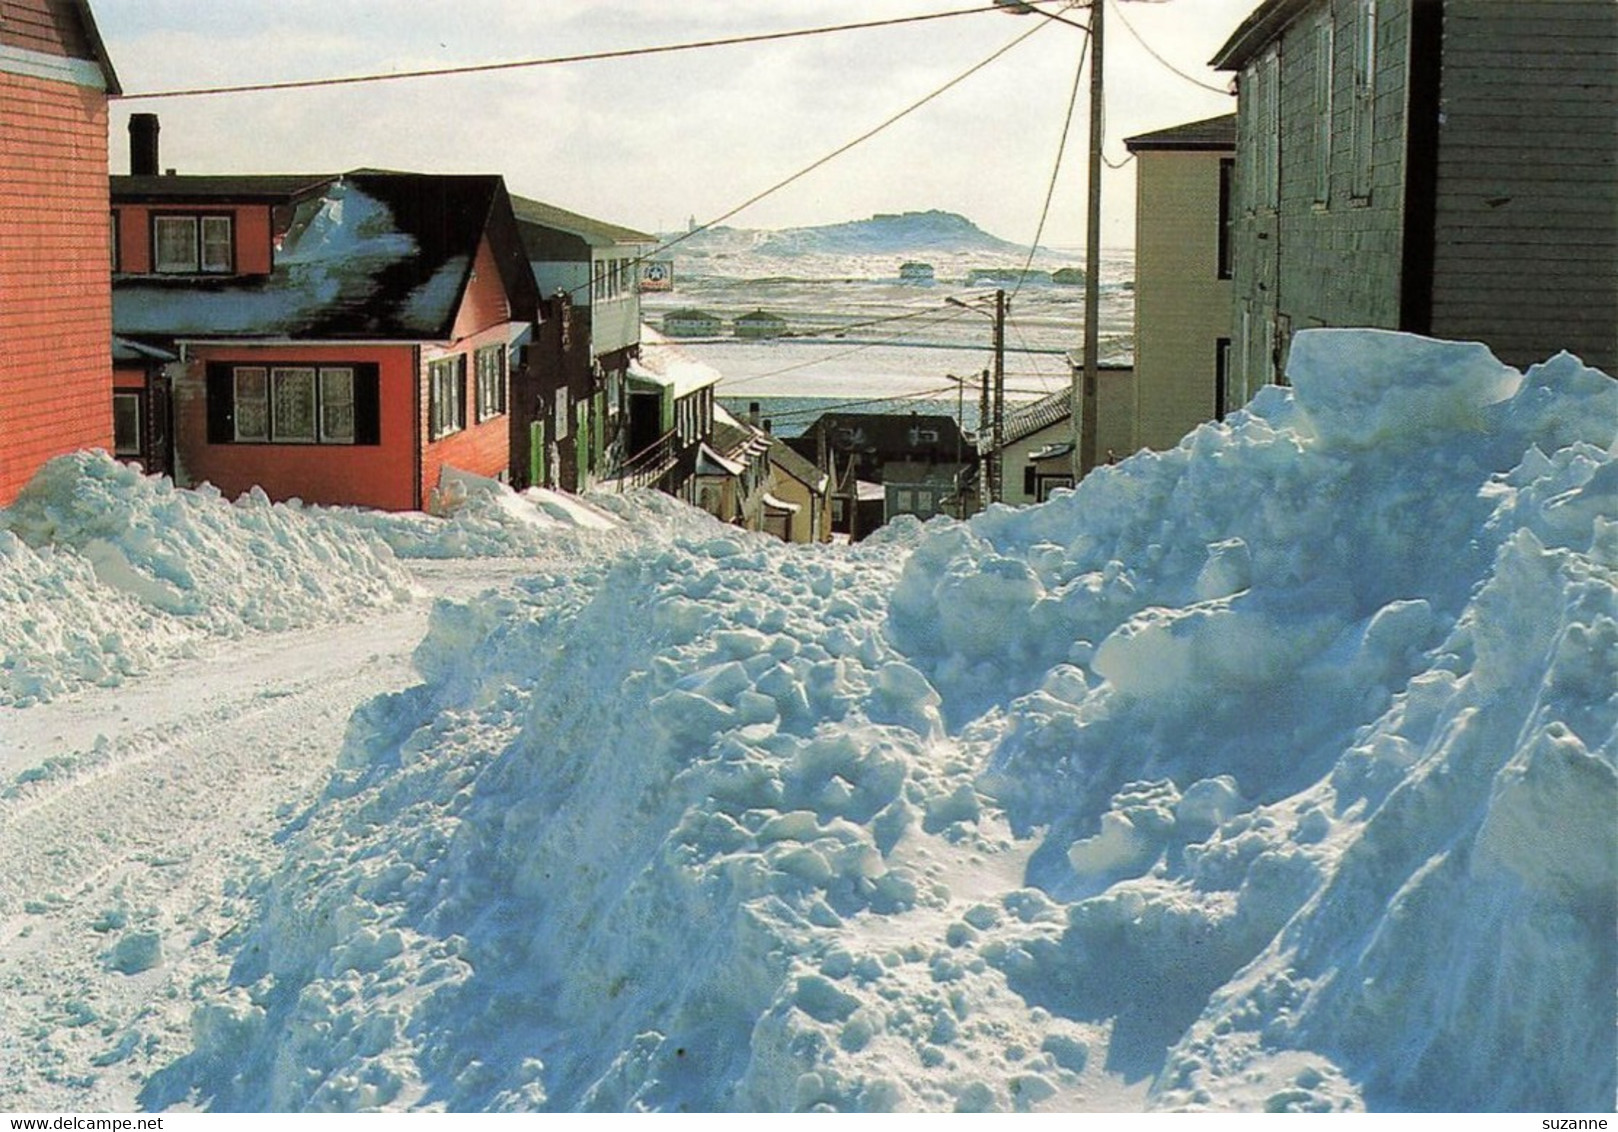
xmin=1209 ymin=0 xmax=1313 ymax=71
xmin=73 ymin=0 xmax=121 ymax=95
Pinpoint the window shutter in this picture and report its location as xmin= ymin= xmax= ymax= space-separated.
xmin=206 ymin=363 xmax=234 ymax=443
xmin=354 ymin=364 xmax=381 ymax=445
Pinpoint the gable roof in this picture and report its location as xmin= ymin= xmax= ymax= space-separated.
xmin=70 ymin=0 xmax=120 ymax=94
xmin=768 ymin=437 xmax=829 ymax=494
xmin=1210 ymin=0 xmax=1313 ymax=70
xmin=113 ymin=170 xmax=537 ymax=342
xmin=1001 ymin=388 xmax=1071 ymax=446
xmin=510 ymin=193 xmax=653 ymax=261
xmin=1124 ymin=113 xmax=1237 ymax=152
xmin=736 ymin=309 xmax=787 ymax=323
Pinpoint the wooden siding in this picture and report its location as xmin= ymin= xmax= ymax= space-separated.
xmin=1132 ymin=148 xmax=1234 ymax=450
xmin=419 ymin=325 xmax=518 ymax=505
xmin=173 ymin=344 xmax=420 ymax=511
xmin=112 ymin=203 xmax=277 ymax=276
xmin=1270 ymin=0 xmax=1410 ymax=337
xmin=0 ymin=68 xmax=111 ymax=506
xmin=1429 ymin=0 xmax=1618 ymax=372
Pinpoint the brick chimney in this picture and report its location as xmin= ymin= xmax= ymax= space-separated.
xmin=129 ymin=113 xmax=160 ymax=176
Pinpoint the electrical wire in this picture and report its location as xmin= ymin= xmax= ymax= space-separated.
xmin=113 ymin=5 xmax=1021 ymax=101
xmin=1108 ymin=0 xmax=1232 ymax=96
xmin=1009 ymin=13 xmax=1089 ymax=301
xmin=716 ymin=306 xmax=981 ymax=388
xmin=641 ymin=17 xmax=1051 ymax=271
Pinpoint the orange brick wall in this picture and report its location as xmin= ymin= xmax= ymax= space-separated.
xmin=0 ymin=69 xmax=112 ymax=507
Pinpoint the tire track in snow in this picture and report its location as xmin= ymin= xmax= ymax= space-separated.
xmin=0 ymin=600 xmax=434 ymax=1111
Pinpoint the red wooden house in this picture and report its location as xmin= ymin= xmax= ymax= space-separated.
xmin=113 ymin=164 xmax=540 ymax=511
xmin=0 ymin=0 xmax=120 ymax=506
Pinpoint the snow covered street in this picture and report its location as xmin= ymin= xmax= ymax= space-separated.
xmin=1 ymin=330 xmax=1614 ymax=1113
xmin=0 ymin=602 xmax=431 ymax=1110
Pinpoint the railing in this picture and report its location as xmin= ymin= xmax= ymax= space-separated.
xmin=617 ymin=429 xmax=678 ymax=491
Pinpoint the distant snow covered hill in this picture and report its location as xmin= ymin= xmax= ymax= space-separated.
xmin=129 ymin=330 xmax=1615 ymax=1113
xmin=667 ymin=210 xmax=1031 ymax=260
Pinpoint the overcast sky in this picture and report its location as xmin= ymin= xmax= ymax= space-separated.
xmin=96 ymin=0 xmax=1252 ymax=249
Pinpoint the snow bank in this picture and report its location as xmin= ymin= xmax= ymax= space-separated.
xmin=326 ymin=465 xmax=674 ymax=560
xmin=0 ymin=452 xmax=412 ymax=706
xmin=150 ymin=332 xmax=1615 ymax=1112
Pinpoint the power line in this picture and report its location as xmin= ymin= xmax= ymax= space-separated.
xmin=1108 ymin=0 xmax=1231 ymax=96
xmin=643 ymin=17 xmax=1050 ymax=270
xmin=716 ymin=306 xmax=980 ymax=388
xmin=1010 ymin=6 xmax=1089 ymax=301
xmin=114 ymin=5 xmax=1022 ymax=101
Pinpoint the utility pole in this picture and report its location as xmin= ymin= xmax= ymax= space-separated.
xmin=1076 ymin=0 xmax=1104 ymax=478
xmin=991 ymin=289 xmax=1006 ymax=504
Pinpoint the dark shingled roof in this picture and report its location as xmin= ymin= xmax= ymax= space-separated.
xmin=768 ymin=437 xmax=827 ymax=492
xmin=113 ymin=171 xmax=538 ymax=342
xmin=111 ymin=174 xmax=334 ymax=203
xmin=1124 ymin=113 xmax=1237 ymax=153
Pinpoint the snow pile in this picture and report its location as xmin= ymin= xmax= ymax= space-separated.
xmin=329 ymin=466 xmax=676 ymax=560
xmin=0 ymin=451 xmax=412 ymax=706
xmin=147 ymin=331 xmax=1615 ymax=1112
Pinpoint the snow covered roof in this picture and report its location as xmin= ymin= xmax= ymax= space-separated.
xmin=111 ymin=335 xmax=175 ymax=364
xmin=630 ymin=327 xmax=722 ymax=399
xmin=112 ymin=171 xmax=537 ymax=342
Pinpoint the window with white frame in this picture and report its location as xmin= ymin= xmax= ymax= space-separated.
xmin=234 ymin=367 xmax=270 ymax=441
xmin=229 ymin=365 xmax=358 ymax=444
xmin=272 ymin=367 xmax=317 ymax=442
xmin=113 ymin=392 xmax=141 ymax=456
xmin=1351 ymin=0 xmax=1377 ymax=200
xmin=321 ymin=368 xmax=356 ymax=442
xmin=429 ymin=355 xmax=466 ymax=440
xmin=1260 ymin=45 xmax=1280 ymax=210
xmin=475 ymin=345 xmax=506 ymax=422
xmin=153 ymin=214 xmax=233 ymax=273
xmin=1314 ymin=17 xmax=1334 ymax=205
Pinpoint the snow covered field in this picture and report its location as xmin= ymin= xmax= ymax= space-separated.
xmin=1 ymin=330 xmax=1612 ymax=1112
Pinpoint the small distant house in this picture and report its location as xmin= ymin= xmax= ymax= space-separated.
xmin=899 ymin=261 xmax=935 ymax=284
xmin=621 ymin=327 xmax=721 ymax=493
xmin=997 ymin=390 xmax=1076 ymax=506
xmin=1 ymin=0 xmax=120 ymax=506
xmin=734 ymin=309 xmax=788 ymax=339
xmin=1212 ymin=0 xmax=1616 ymax=405
xmin=882 ymin=461 xmax=959 ymax=522
xmin=113 ymin=157 xmax=540 ymax=511
xmin=1051 ymin=268 xmax=1086 ymax=286
xmin=765 ymin=438 xmax=832 ymax=543
xmin=661 ymin=309 xmax=722 ymax=338
xmin=691 ymin=404 xmax=773 ymax=529
xmin=511 ymin=195 xmax=652 ymax=491
xmin=1124 ymin=113 xmax=1237 ymax=450
xmin=792 ymin=411 xmax=968 ymax=486
xmin=987 ymin=364 xmax=1136 ymax=507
